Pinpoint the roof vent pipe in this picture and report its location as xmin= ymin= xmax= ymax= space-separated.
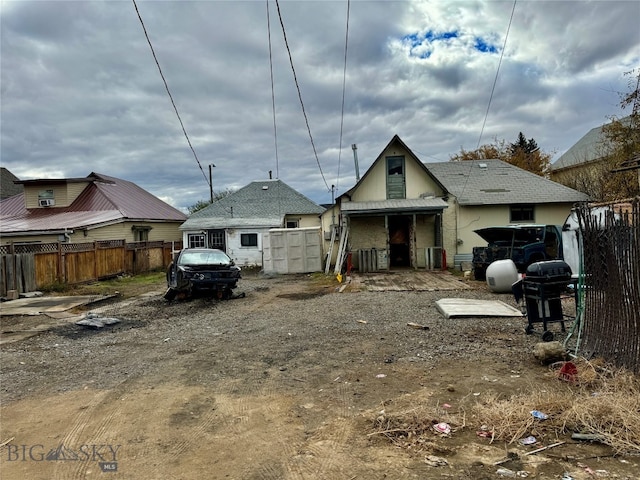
xmin=352 ymin=144 xmax=360 ymax=182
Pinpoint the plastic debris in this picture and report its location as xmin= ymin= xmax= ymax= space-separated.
xmin=433 ymin=422 xmax=451 ymax=434
xmin=530 ymin=410 xmax=548 ymax=420
xmin=558 ymin=361 xmax=578 ymax=382
xmin=496 ymin=467 xmax=516 ymax=477
xmin=424 ymin=455 xmax=448 ymax=467
xmin=519 ymin=436 xmax=537 ymax=445
xmin=561 ymin=474 xmax=575 ymax=480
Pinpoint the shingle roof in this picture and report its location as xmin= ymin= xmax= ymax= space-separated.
xmin=0 ymin=168 xmax=23 ymax=199
xmin=427 ymin=160 xmax=590 ymax=205
xmin=0 ymin=172 xmax=186 ymax=234
xmin=341 ymin=198 xmax=448 ymax=215
xmin=181 ymin=179 xmax=324 ymax=230
xmin=551 ymin=116 xmax=632 ymax=171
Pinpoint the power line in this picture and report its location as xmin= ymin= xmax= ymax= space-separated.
xmin=457 ymin=0 xmax=516 ymax=204
xmin=335 ymin=0 xmax=351 ymax=193
xmin=476 ymin=0 xmax=517 ymax=149
xmin=274 ymin=0 xmax=330 ymax=192
xmin=266 ymin=0 xmax=280 ymax=179
xmin=131 ymin=0 xmax=209 ymax=187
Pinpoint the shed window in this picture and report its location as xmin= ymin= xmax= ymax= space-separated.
xmin=188 ymin=234 xmax=206 ymax=248
xmin=510 ymin=205 xmax=534 ymax=222
xmin=241 ymin=233 xmax=258 ymax=247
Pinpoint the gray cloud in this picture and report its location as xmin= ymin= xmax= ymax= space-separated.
xmin=2 ymin=0 xmax=638 ymax=209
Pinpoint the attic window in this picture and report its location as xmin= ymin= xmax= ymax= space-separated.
xmin=38 ymin=189 xmax=55 ymax=207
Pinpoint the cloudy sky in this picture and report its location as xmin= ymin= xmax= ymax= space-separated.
xmin=1 ymin=0 xmax=639 ymax=211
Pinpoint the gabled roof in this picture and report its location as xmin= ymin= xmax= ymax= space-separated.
xmin=0 ymin=172 xmax=186 ymax=235
xmin=342 ymin=134 xmax=447 ymax=198
xmin=427 ymin=160 xmax=590 ymax=205
xmin=181 ymin=179 xmax=325 ymax=230
xmin=0 ymin=168 xmax=23 ymax=199
xmin=551 ymin=116 xmax=632 ymax=171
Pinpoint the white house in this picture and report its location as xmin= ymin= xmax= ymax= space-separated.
xmin=179 ymin=179 xmax=325 ymax=267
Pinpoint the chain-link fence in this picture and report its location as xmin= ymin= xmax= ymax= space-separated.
xmin=574 ymin=198 xmax=639 ymax=373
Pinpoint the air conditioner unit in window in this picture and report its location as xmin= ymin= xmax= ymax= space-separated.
xmin=39 ymin=199 xmax=55 ymax=207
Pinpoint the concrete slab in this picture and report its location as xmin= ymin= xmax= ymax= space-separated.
xmin=435 ymin=298 xmax=523 ymax=319
xmin=0 ymin=295 xmax=115 ymax=316
xmin=352 ymin=270 xmax=471 ymax=291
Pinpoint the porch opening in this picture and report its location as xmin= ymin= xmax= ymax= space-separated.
xmin=389 ymin=215 xmax=411 ymax=268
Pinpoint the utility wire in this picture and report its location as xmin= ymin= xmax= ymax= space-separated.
xmin=458 ymin=0 xmax=516 ymax=204
xmin=335 ymin=0 xmax=351 ymax=193
xmin=476 ymin=0 xmax=517 ymax=149
xmin=132 ymin=0 xmax=209 ymax=187
xmin=266 ymin=0 xmax=280 ymax=179
xmin=274 ymin=0 xmax=330 ymax=192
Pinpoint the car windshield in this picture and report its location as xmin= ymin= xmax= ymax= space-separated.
xmin=178 ymin=250 xmax=231 ymax=266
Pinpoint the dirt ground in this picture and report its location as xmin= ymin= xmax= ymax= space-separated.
xmin=0 ymin=271 xmax=638 ymax=479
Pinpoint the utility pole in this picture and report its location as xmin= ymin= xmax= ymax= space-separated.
xmin=209 ymin=163 xmax=216 ymax=203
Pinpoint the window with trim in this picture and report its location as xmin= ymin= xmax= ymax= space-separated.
xmin=286 ymin=219 xmax=299 ymax=228
xmin=240 ymin=233 xmax=258 ymax=247
xmin=188 ymin=234 xmax=206 ymax=248
xmin=386 ymin=156 xmax=406 ymax=199
xmin=132 ymin=225 xmax=151 ymax=242
xmin=510 ymin=205 xmax=534 ymax=222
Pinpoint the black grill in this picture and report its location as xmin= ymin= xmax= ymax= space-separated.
xmin=525 ymin=260 xmax=572 ymax=283
xmin=519 ymin=260 xmax=574 ymax=341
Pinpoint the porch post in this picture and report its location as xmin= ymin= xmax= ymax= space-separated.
xmin=412 ymin=213 xmax=417 ymax=270
xmin=384 ymin=215 xmax=390 ymax=271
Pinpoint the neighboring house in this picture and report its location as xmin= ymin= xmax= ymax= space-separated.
xmin=179 ymin=179 xmax=325 ymax=266
xmin=427 ymin=160 xmax=590 ymax=266
xmin=550 ymin=116 xmax=632 ymax=187
xmin=0 ymin=172 xmax=187 ymax=244
xmin=324 ymin=135 xmax=590 ymax=272
xmin=0 ymin=168 xmax=24 ymax=199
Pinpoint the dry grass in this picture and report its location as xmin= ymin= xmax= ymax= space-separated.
xmin=472 ymin=358 xmax=640 ymax=454
xmin=369 ymin=359 xmax=640 ymax=456
xmin=368 ymin=401 xmax=468 ymax=454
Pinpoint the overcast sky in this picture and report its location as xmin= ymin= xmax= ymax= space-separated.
xmin=2 ymin=0 xmax=639 ymax=211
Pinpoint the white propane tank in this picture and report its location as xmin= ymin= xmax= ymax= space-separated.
xmin=485 ymin=259 xmax=519 ymax=293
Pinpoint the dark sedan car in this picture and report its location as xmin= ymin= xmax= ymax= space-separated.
xmin=164 ymin=248 xmax=241 ymax=300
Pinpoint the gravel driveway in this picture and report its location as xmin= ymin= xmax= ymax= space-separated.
xmin=1 ymin=271 xmax=636 ymax=479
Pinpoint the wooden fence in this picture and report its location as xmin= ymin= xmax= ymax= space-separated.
xmin=0 ymin=240 xmax=182 ymax=296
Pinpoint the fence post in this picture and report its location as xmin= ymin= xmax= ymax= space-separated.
xmin=94 ymin=240 xmax=99 ymax=282
xmin=57 ymin=241 xmax=64 ymax=284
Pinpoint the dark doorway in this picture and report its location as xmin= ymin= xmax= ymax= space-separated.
xmin=389 ymin=216 xmax=411 ymax=268
xmin=208 ymin=230 xmax=226 ymax=251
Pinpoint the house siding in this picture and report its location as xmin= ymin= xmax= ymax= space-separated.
xmin=225 ymin=227 xmax=268 ymax=266
xmin=447 ymin=202 xmax=576 ymax=256
xmin=24 ymin=182 xmax=90 ymax=209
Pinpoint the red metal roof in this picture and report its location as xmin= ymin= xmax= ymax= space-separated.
xmin=0 ymin=172 xmax=186 ymax=235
